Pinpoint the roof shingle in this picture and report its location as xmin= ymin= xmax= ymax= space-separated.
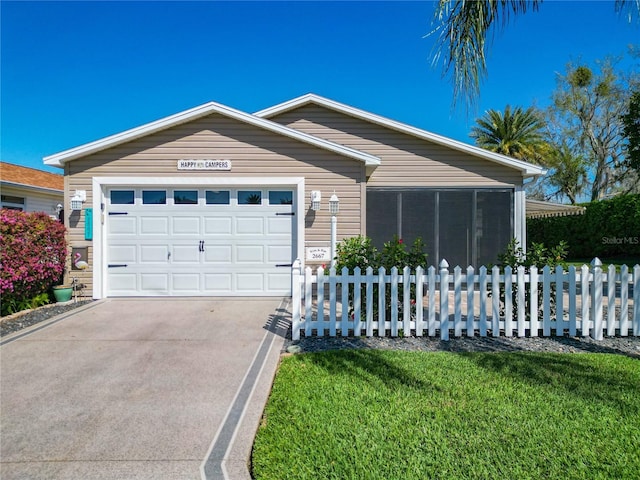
xmin=0 ymin=162 xmax=63 ymax=191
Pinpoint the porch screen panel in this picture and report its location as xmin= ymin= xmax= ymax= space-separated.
xmin=366 ymin=191 xmax=398 ymax=250
xmin=476 ymin=190 xmax=513 ymax=266
xmin=438 ymin=191 xmax=473 ymax=268
xmin=401 ymin=191 xmax=436 ymax=264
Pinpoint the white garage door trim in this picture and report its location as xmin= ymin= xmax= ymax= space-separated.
xmin=92 ymin=176 xmax=305 ymax=299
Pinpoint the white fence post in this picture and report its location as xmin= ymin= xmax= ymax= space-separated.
xmin=305 ymin=267 xmax=313 ymax=338
xmin=354 ymin=267 xmax=363 ymax=337
xmin=454 ymin=266 xmax=463 ymax=337
xmin=428 ymin=266 xmax=437 ymax=337
xmin=607 ymin=264 xmax=617 ymax=337
xmin=529 ymin=266 xmax=538 ymax=337
xmin=491 ymin=266 xmax=500 ymax=336
xmin=504 ymin=266 xmax=513 ymax=337
xmin=291 ymin=259 xmax=302 ymax=341
xmin=391 ymin=267 xmax=399 ymax=337
xmin=466 ymin=266 xmax=475 ymax=336
xmin=479 ymin=266 xmax=487 ymax=337
xmin=555 ymin=265 xmax=564 ymax=336
xmin=620 ymin=265 xmax=629 ymax=336
xmin=403 ymin=266 xmax=411 ymax=335
xmin=591 ymin=258 xmax=604 ymax=341
xmin=568 ymin=266 xmax=577 ymax=336
xmin=341 ymin=267 xmax=350 ymax=336
xmin=378 ymin=267 xmax=386 ymax=337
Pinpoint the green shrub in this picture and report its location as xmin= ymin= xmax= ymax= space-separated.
xmin=333 ymin=235 xmax=428 ymax=324
xmin=527 ymin=194 xmax=640 ymax=258
xmin=496 ymin=239 xmax=568 ymax=319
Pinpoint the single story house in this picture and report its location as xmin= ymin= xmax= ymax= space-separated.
xmin=0 ymin=161 xmax=64 ymax=217
xmin=43 ymin=94 xmax=545 ymax=298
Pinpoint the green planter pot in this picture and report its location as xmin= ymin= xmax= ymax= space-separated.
xmin=53 ymin=286 xmax=73 ymax=303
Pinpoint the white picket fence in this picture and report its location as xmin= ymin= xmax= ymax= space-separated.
xmin=291 ymin=258 xmax=640 ymax=341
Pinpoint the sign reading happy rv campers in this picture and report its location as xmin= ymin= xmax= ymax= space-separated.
xmin=177 ymin=159 xmax=232 ymax=171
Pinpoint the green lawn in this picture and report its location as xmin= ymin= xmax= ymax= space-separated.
xmin=252 ymin=350 xmax=640 ymax=480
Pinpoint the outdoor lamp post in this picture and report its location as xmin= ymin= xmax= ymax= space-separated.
xmin=329 ymin=193 xmax=339 ymax=269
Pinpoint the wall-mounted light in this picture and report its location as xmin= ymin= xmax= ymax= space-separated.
xmin=70 ymin=190 xmax=86 ymax=211
xmin=55 ymin=203 xmax=63 ymax=215
xmin=310 ymin=190 xmax=321 ymax=211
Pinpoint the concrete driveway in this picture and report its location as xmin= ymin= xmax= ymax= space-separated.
xmin=0 ymin=297 xmax=289 ymax=480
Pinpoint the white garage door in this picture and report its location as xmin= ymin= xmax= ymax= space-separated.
xmin=105 ymin=188 xmax=294 ymax=296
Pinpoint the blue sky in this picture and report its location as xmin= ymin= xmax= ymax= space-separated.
xmin=1 ymin=1 xmax=638 ymax=173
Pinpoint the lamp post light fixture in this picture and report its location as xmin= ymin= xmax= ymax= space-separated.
xmin=329 ymin=193 xmax=339 ymax=269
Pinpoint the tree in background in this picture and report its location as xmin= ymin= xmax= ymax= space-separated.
xmin=543 ymin=143 xmax=588 ymax=204
xmin=430 ymin=0 xmax=639 ymax=109
xmin=621 ymin=89 xmax=640 ymax=172
xmin=546 ymin=60 xmax=639 ymax=201
xmin=470 ymin=105 xmax=549 ymax=163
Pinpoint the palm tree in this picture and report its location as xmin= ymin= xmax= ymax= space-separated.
xmin=430 ymin=0 xmax=639 ymax=109
xmin=470 ymin=105 xmax=549 ymax=163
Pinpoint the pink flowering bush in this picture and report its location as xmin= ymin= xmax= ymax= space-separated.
xmin=0 ymin=209 xmax=66 ymax=315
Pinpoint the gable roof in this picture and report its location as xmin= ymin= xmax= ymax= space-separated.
xmin=43 ymin=101 xmax=381 ymax=170
xmin=0 ymin=162 xmax=63 ymax=192
xmin=255 ymin=93 xmax=547 ymax=178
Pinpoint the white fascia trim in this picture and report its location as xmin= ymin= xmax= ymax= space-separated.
xmin=44 ymin=101 xmax=380 ymax=168
xmin=91 ymin=176 xmax=305 ymax=299
xmin=0 ymin=181 xmax=63 ymax=195
xmin=256 ymin=94 xmax=547 ymax=178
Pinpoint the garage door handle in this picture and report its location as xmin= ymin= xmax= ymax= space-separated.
xmin=276 ymin=263 xmax=293 ymax=267
xmin=199 ymin=240 xmax=205 ymax=252
xmin=108 ymin=264 xmax=128 ymax=268
xmin=108 ymin=212 xmax=129 ymax=215
xmin=275 ymin=212 xmax=295 ymax=216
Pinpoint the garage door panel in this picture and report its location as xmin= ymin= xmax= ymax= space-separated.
xmin=108 ymin=245 xmax=137 ymax=263
xmin=236 ymin=245 xmax=264 ymax=263
xmin=140 ymin=274 xmax=169 ymax=292
xmin=235 ymin=273 xmax=264 ymax=292
xmin=108 ymin=217 xmax=137 ymax=235
xmin=236 ymin=217 xmax=264 ymax=235
xmin=140 ymin=217 xmax=169 ymax=235
xmin=204 ymin=273 xmax=233 ymax=292
xmin=140 ymin=245 xmax=169 ymax=263
xmin=204 ymin=217 xmax=232 ymax=235
xmin=267 ymin=216 xmax=292 ymax=235
xmin=172 ymin=273 xmax=200 ymax=291
xmin=107 ymin=273 xmax=137 ymax=292
xmin=172 ymin=245 xmax=200 ymax=263
xmin=172 ymin=217 xmax=200 ymax=235
xmin=267 ymin=245 xmax=291 ymax=263
xmin=267 ymin=272 xmax=291 ymax=291
xmin=204 ymin=246 xmax=232 ymax=263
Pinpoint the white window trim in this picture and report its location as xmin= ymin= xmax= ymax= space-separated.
xmin=92 ymin=176 xmax=305 ymax=299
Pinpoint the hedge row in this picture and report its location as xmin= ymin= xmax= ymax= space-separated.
xmin=527 ymin=194 xmax=640 ymax=259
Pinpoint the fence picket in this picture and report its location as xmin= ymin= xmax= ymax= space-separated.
xmin=504 ymin=266 xmax=513 ymax=337
xmin=428 ymin=266 xmax=436 ymax=337
xmin=378 ymin=267 xmax=386 ymax=337
xmin=491 ymin=266 xmax=500 ymax=337
xmin=620 ymin=265 xmax=629 ymax=336
xmin=607 ymin=264 xmax=617 ymax=337
xmin=542 ymin=266 xmax=551 ymax=336
xmin=305 ymin=267 xmax=313 ymax=337
xmin=291 ymin=258 xmax=638 ymax=341
xmin=479 ymin=266 xmax=487 ymax=337
xmin=591 ymin=259 xmax=604 ymax=341
xmin=466 ymin=266 xmax=475 ymax=336
xmin=454 ymin=266 xmax=463 ymax=337
xmin=366 ymin=266 xmax=374 ymax=337
xmin=555 ymin=265 xmax=564 ymax=336
xmin=403 ymin=267 xmax=411 ymax=335
xmin=518 ymin=265 xmax=540 ymax=337
xmin=633 ymin=265 xmax=640 ymax=336
xmin=568 ymin=266 xmax=577 ymax=336
xmin=440 ymin=260 xmax=449 ymax=340
xmin=354 ymin=267 xmax=362 ymax=337
xmin=415 ymin=266 xmax=425 ymax=337
xmin=317 ymin=268 xmax=326 ymax=337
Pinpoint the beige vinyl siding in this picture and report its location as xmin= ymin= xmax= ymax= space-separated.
xmin=268 ymin=105 xmax=524 ymax=187
xmin=64 ymin=113 xmax=365 ymax=294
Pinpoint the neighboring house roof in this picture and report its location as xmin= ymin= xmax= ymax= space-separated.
xmin=526 ymin=199 xmax=586 ymax=219
xmin=43 ymin=101 xmax=381 ymax=170
xmin=0 ymin=161 xmax=64 ymax=193
xmin=256 ymin=93 xmax=547 ymax=179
